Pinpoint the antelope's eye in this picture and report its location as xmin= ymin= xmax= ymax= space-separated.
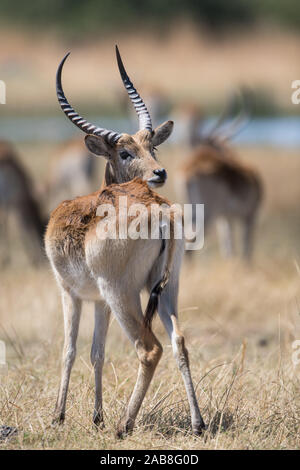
xmin=151 ymin=146 xmax=158 ymax=159
xmin=120 ymin=150 xmax=132 ymax=161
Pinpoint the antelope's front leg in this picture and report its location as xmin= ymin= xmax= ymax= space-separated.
xmin=91 ymin=300 xmax=111 ymax=427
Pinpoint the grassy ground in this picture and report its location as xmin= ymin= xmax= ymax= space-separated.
xmin=0 ymin=143 xmax=300 ymax=449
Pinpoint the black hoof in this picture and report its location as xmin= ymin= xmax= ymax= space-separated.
xmin=116 ymin=421 xmax=134 ymax=439
xmin=52 ymin=413 xmax=65 ymax=426
xmin=193 ymin=421 xmax=207 ymax=436
xmin=93 ymin=412 xmax=105 ymax=429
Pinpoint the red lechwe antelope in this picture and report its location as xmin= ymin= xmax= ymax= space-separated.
xmin=45 ymin=47 xmax=206 ymax=437
xmin=178 ymin=92 xmax=263 ymax=259
xmin=0 ymin=140 xmax=45 ymax=265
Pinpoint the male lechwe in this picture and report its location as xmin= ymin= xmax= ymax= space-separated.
xmin=45 ymin=46 xmax=206 ymax=437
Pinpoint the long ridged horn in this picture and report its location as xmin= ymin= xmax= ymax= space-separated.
xmin=56 ymin=53 xmax=121 ymax=144
xmin=116 ymin=45 xmax=152 ymax=132
xmin=208 ymin=93 xmax=237 ymax=139
xmin=218 ymin=88 xmax=252 ymax=141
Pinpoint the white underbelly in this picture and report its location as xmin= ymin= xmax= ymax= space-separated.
xmin=53 ymin=259 xmax=100 ymax=301
xmin=74 ymin=284 xmax=101 ymax=301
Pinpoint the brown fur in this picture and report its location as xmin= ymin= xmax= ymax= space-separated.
xmin=47 ymin=53 xmax=204 ymax=435
xmin=181 ymin=143 xmax=262 ymax=198
xmin=0 ymin=141 xmax=15 ymax=161
xmin=179 ymin=141 xmax=263 ymax=259
xmin=46 ymin=178 xmax=172 ymax=260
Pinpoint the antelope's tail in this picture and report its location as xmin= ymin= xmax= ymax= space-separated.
xmin=143 ymin=223 xmax=176 ymax=330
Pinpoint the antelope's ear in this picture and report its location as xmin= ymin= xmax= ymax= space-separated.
xmin=84 ymin=135 xmax=114 ymax=159
xmin=152 ymin=120 xmax=174 ymax=146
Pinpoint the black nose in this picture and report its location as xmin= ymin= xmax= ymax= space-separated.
xmin=153 ymin=168 xmax=167 ymax=180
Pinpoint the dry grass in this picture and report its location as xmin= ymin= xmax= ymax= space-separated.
xmin=0 ymin=144 xmax=300 ymax=449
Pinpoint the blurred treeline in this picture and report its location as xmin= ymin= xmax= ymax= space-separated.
xmin=1 ymin=0 xmax=300 ymax=35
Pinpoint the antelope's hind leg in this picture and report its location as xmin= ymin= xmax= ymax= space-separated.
xmin=242 ymin=212 xmax=257 ymax=261
xmin=217 ymin=217 xmax=234 ymax=258
xmin=101 ymin=287 xmax=162 ymax=438
xmin=158 ymin=282 xmax=206 ymax=435
xmin=91 ymin=300 xmax=111 ymax=427
xmin=53 ymin=287 xmax=82 ymax=424
xmin=0 ymin=204 xmax=10 ymax=266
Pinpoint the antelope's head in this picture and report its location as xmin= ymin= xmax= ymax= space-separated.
xmin=56 ymin=46 xmax=173 ymax=188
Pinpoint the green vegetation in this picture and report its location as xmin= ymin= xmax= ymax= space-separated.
xmin=1 ymin=0 xmax=300 ymax=36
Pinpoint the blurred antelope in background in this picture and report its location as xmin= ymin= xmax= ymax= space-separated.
xmin=178 ymin=91 xmax=263 ymax=259
xmin=173 ymin=101 xmax=205 ymax=147
xmin=46 ymin=137 xmax=96 ymax=212
xmin=0 ymin=140 xmax=45 ymax=265
xmin=45 ymin=47 xmax=206 ymax=437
